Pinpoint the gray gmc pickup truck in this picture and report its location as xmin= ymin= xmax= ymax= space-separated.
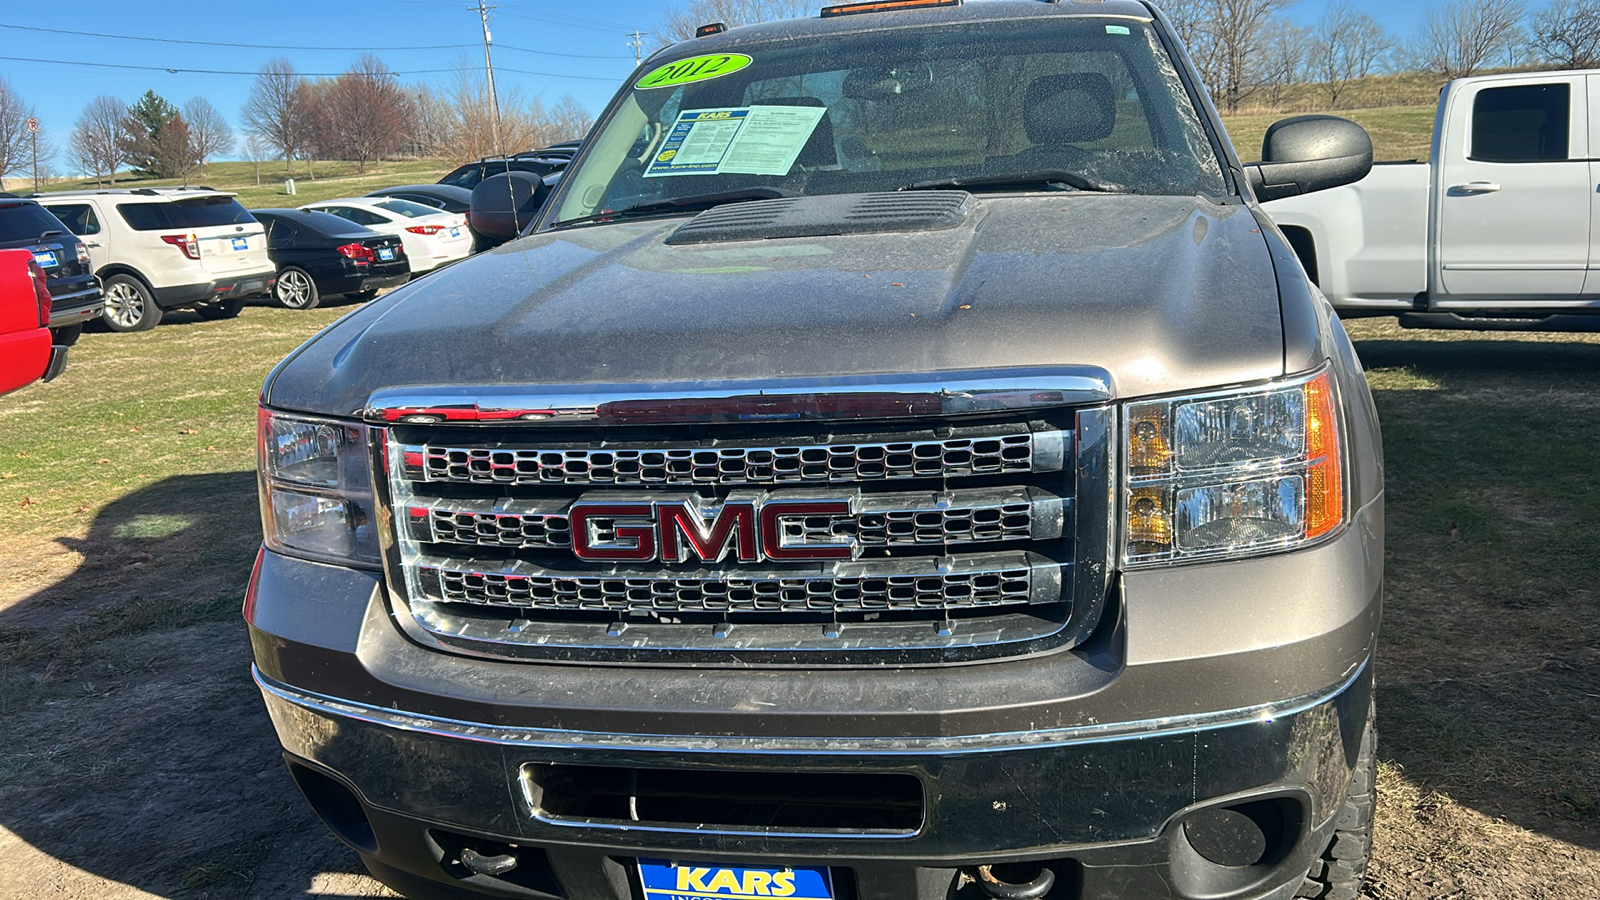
xmin=247 ymin=3 xmax=1385 ymax=899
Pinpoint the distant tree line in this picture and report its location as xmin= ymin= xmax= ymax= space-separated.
xmin=1 ymin=55 xmax=595 ymax=186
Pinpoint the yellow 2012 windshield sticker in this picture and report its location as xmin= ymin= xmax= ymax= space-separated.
xmin=636 ymin=54 xmax=752 ymax=90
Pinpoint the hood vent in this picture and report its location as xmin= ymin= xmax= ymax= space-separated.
xmin=665 ymin=191 xmax=973 ymax=245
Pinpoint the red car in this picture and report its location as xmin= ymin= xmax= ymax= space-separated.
xmin=0 ymin=247 xmax=68 ymax=396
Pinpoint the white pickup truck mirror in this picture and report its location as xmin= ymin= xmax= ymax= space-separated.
xmin=469 ymin=172 xmax=551 ymax=245
xmin=1245 ymin=115 xmax=1372 ymax=203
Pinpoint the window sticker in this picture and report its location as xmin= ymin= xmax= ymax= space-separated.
xmin=636 ymin=54 xmax=753 ymax=90
xmin=645 ymin=105 xmax=828 ymax=178
xmin=1105 ymin=25 xmax=1131 ymax=35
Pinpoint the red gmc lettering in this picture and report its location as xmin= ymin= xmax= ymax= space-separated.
xmin=658 ymin=501 xmax=757 ymax=563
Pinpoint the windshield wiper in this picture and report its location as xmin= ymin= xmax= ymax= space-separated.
xmin=551 ymin=188 xmax=794 ymax=229
xmin=902 ymin=170 xmax=1110 ymax=193
xmin=37 ymin=229 xmax=63 ymax=240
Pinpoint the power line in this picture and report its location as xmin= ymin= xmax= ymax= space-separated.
xmin=0 ymin=54 xmax=624 ymax=80
xmin=0 ymin=22 xmax=477 ymax=51
xmin=495 ymin=43 xmax=633 ymax=61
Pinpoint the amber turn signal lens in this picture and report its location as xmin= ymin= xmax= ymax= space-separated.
xmin=1303 ymin=372 xmax=1342 ymax=539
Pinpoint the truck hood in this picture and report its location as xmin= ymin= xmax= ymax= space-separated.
xmin=265 ymin=193 xmax=1287 ymax=415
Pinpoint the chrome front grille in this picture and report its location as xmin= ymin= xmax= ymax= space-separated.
xmin=377 ymin=377 xmax=1114 ymax=663
xmin=403 ymin=432 xmax=1050 ymax=486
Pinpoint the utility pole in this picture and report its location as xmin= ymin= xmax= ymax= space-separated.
xmin=470 ymin=0 xmax=504 ymax=157
xmin=26 ymin=117 xmax=39 ymax=192
xmin=627 ymin=30 xmax=649 ymax=65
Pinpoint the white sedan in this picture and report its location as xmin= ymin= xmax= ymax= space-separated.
xmin=300 ymin=197 xmax=472 ymax=273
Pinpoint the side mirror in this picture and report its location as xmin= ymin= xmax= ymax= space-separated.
xmin=469 ymin=172 xmax=550 ymax=247
xmin=1245 ymin=115 xmax=1372 ymax=202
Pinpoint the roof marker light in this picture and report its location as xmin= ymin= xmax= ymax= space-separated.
xmin=695 ymin=22 xmax=727 ymax=36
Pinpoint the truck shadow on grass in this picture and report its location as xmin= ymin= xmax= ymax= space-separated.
xmin=0 ymin=471 xmax=385 ymax=899
xmin=1350 ymin=327 xmax=1600 ymax=863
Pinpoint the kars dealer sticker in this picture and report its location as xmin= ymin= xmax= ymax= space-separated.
xmin=636 ymin=53 xmax=753 ymax=89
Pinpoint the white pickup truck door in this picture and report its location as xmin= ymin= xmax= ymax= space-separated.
xmin=1434 ymin=73 xmax=1591 ymax=302
xmin=1587 ymin=74 xmax=1600 ymax=298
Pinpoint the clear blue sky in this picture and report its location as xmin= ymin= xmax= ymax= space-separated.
xmin=1 ymin=0 xmax=1437 ymax=164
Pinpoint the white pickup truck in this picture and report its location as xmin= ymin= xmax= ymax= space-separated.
xmin=1264 ymin=68 xmax=1600 ymax=327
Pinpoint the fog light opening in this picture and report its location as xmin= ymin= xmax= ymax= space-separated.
xmin=287 ymin=762 xmax=377 ymax=853
xmin=974 ymin=862 xmax=1055 ymax=900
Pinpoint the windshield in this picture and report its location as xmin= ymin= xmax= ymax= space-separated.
xmin=372 ymin=199 xmax=440 ymax=218
xmin=553 ymin=17 xmax=1226 ymax=225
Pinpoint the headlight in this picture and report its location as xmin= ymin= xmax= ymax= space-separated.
xmin=257 ymin=408 xmax=380 ymax=566
xmin=1122 ymin=367 xmax=1343 ymax=566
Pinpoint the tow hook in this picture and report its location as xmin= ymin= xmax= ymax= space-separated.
xmin=459 ymin=846 xmax=518 ymax=876
xmin=974 ymin=863 xmax=1054 ymax=900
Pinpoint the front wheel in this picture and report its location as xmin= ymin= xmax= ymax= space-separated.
xmin=273 ymin=267 xmax=321 ymax=310
xmin=50 ymin=323 xmax=84 ymax=346
xmin=102 ymin=275 xmax=162 ymax=332
xmin=1296 ymin=701 xmax=1375 ymax=900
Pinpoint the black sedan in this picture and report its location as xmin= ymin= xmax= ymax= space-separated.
xmin=252 ymin=209 xmax=409 ymax=310
xmin=365 ymin=183 xmax=473 ymax=214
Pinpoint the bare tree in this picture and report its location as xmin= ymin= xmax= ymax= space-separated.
xmin=243 ymin=133 xmax=269 ymax=186
xmin=437 ymin=61 xmax=542 ymax=160
xmin=321 ymin=55 xmax=409 ymax=173
xmin=1530 ymin=0 xmax=1600 ymax=67
xmin=298 ymin=79 xmax=332 ymax=180
xmin=182 ymin=97 xmax=234 ymax=176
xmin=72 ymin=96 xmax=128 ymax=187
xmin=546 ymin=95 xmax=595 ymax=143
xmin=1309 ymin=3 xmax=1393 ymax=107
xmin=1161 ymin=0 xmax=1296 ymax=112
xmin=242 ymin=58 xmax=309 ymax=172
xmin=405 ymin=85 xmax=450 ymax=158
xmin=1411 ymin=0 xmax=1525 ymax=78
xmin=659 ymin=0 xmax=814 ymax=44
xmin=1257 ymin=21 xmax=1310 ymax=108
xmin=155 ymin=115 xmax=199 ymax=186
xmin=0 ymin=76 xmax=37 ymax=179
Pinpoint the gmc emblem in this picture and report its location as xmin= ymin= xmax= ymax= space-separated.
xmin=569 ymin=498 xmax=852 ymax=563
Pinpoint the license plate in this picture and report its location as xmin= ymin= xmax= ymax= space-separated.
xmin=450 ymin=227 xmax=461 ymax=238
xmin=33 ymin=250 xmax=58 ymax=268
xmin=378 ymin=248 xmax=395 ymax=260
xmin=638 ymin=860 xmax=832 ymax=900
xmin=231 ymin=236 xmax=249 ymax=251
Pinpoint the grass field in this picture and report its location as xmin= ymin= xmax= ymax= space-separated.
xmin=1 ymin=300 xmax=1598 ymax=897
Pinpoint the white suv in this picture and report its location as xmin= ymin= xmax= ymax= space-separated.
xmin=38 ymin=188 xmax=276 ymax=331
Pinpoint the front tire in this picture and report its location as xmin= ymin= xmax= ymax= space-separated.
xmin=195 ymin=297 xmax=245 ymax=321
xmin=273 ymin=267 xmax=321 ymax=310
xmin=1297 ymin=701 xmax=1375 ymax=900
xmin=102 ymin=275 xmax=162 ymax=332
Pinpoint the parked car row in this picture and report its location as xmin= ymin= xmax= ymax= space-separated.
xmin=5 ymin=142 xmax=582 ymax=334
